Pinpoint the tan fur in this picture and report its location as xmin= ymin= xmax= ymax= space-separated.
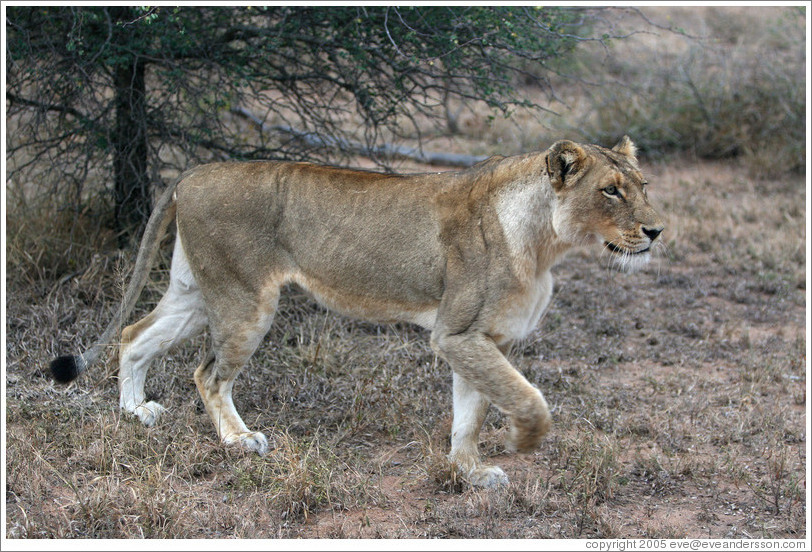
xmin=115 ymin=137 xmax=664 ymax=487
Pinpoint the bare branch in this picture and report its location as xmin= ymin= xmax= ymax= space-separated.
xmin=230 ymin=107 xmax=487 ymax=168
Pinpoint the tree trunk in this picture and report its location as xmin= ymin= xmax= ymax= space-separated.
xmin=112 ymin=49 xmax=150 ymax=246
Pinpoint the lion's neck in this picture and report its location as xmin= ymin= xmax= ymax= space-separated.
xmin=493 ymin=168 xmax=573 ymax=280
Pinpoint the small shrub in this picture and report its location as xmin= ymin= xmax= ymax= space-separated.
xmin=571 ymin=7 xmax=805 ymax=177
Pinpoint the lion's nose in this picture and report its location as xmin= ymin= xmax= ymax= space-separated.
xmin=642 ymin=226 xmax=663 ymax=241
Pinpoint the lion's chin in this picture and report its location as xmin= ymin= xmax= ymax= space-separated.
xmin=618 ymin=251 xmax=651 ymax=273
xmin=603 ymin=242 xmax=652 ymax=273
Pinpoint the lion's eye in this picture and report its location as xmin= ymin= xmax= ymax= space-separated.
xmin=603 ymin=185 xmax=620 ymax=197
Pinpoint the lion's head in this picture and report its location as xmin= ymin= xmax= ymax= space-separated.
xmin=546 ymin=136 xmax=664 ymax=272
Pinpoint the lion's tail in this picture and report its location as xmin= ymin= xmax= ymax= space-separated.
xmin=49 ymin=177 xmax=180 ymax=384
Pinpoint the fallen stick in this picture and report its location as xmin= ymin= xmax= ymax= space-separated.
xmin=230 ymin=106 xmax=487 ymax=168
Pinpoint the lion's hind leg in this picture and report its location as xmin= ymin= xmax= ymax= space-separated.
xmin=194 ymin=287 xmax=279 ymax=455
xmin=119 ymin=239 xmax=208 ymax=426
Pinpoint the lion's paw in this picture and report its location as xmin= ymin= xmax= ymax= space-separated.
xmin=505 ymin=422 xmax=548 ymax=453
xmin=506 ymin=389 xmax=551 ymax=453
xmin=130 ymin=401 xmax=166 ymax=427
xmin=468 ymin=465 xmax=509 ymax=488
xmin=224 ymin=431 xmax=269 ymax=455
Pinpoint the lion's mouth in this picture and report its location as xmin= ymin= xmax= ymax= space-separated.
xmin=604 ymin=241 xmax=650 ymax=255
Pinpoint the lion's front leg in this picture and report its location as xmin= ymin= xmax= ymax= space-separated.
xmin=448 ymin=372 xmax=509 ymax=487
xmin=432 ymin=329 xmax=551 ymax=485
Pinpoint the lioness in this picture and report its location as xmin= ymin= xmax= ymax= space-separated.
xmin=50 ymin=137 xmax=663 ymax=487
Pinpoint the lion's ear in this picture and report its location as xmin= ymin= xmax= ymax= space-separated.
xmin=546 ymin=140 xmax=586 ymax=192
xmin=612 ymin=135 xmax=637 ymax=160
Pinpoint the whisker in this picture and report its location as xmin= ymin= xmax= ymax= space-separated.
xmin=653 ymin=240 xmax=669 ymax=277
xmin=603 ymin=237 xmax=629 ymax=273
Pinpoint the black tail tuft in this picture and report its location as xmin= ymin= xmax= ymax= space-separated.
xmin=50 ymin=355 xmax=82 ymax=383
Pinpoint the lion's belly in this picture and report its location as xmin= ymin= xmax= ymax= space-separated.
xmin=493 ymin=271 xmax=554 ymax=343
xmin=291 ymin=273 xmax=440 ymax=330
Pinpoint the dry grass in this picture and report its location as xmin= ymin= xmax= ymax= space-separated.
xmin=4 ymin=5 xmax=808 ymax=542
